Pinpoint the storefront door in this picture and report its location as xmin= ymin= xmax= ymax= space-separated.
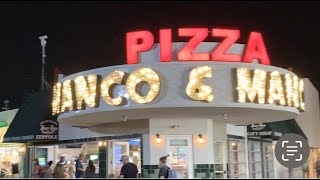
xmin=112 ymin=141 xmax=130 ymax=177
xmin=227 ymin=138 xmax=247 ymax=179
xmin=166 ymin=135 xmax=193 ymax=179
xmin=213 ymin=141 xmax=228 ymax=178
xmin=107 ymin=138 xmax=142 ymax=178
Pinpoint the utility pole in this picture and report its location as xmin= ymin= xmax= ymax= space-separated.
xmin=39 ymin=35 xmax=52 ymax=91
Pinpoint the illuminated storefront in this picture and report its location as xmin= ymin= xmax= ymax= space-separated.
xmin=52 ymin=28 xmax=317 ymax=179
xmin=0 ymin=143 xmax=26 ymax=178
xmin=1 ymin=92 xmax=60 ymax=178
xmin=0 ymin=109 xmax=27 ymax=178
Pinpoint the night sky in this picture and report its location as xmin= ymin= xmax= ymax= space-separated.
xmin=0 ymin=1 xmax=319 ymax=109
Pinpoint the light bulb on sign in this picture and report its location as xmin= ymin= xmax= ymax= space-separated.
xmin=126 ymin=68 xmax=161 ymax=104
xmin=186 ymin=66 xmax=214 ymax=102
xmin=101 ymin=70 xmax=126 ymax=106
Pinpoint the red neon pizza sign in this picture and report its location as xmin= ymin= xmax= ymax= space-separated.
xmin=126 ymin=28 xmax=270 ymax=65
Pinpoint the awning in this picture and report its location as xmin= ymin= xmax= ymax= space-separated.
xmin=3 ymin=91 xmax=59 ymax=143
xmin=269 ymin=119 xmax=307 ymax=139
xmin=247 ymin=119 xmax=307 ymax=140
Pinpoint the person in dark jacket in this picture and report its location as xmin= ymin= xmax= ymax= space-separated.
xmin=118 ymin=155 xmax=138 ymax=178
xmin=84 ymin=160 xmax=96 ymax=178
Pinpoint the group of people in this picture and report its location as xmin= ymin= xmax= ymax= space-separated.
xmin=32 ymin=153 xmax=96 ymax=179
xmin=118 ymin=155 xmax=175 ymax=179
xmin=31 ymin=153 xmax=174 ymax=179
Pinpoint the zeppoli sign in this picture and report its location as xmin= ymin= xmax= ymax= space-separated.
xmin=52 ymin=28 xmax=305 ymax=116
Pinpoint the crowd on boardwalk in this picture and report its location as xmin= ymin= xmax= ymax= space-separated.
xmin=32 ymin=153 xmax=96 ymax=179
xmin=31 ymin=154 xmax=176 ymax=179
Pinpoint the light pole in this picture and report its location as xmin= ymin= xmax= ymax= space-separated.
xmin=39 ymin=35 xmax=51 ymax=91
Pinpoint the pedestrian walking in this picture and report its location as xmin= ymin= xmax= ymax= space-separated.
xmin=76 ymin=153 xmax=85 ymax=178
xmin=118 ymin=155 xmax=138 ymax=178
xmin=53 ymin=164 xmax=66 ymax=178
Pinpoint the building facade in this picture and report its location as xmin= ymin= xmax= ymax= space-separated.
xmin=3 ymin=28 xmax=317 ymax=179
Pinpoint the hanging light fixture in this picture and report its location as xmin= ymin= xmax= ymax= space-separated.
xmin=156 ymin=134 xmax=161 ymax=144
xmin=198 ymin=134 xmax=204 ymax=144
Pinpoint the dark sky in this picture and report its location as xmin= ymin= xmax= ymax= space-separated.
xmin=0 ymin=1 xmax=319 ymax=109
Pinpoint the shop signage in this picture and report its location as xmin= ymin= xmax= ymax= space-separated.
xmin=51 ymin=28 xmax=305 ymax=116
xmin=4 ymin=120 xmax=59 ymax=141
xmin=247 ymin=123 xmax=282 ymax=138
xmin=126 ymin=28 xmax=270 ymax=65
xmin=35 ymin=120 xmax=59 ymax=140
xmin=52 ymin=66 xmax=305 ymax=116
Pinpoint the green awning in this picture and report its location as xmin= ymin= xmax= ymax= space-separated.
xmin=3 ymin=91 xmax=58 ymax=143
xmin=247 ymin=119 xmax=307 ymax=140
xmin=268 ymin=119 xmax=307 ymax=140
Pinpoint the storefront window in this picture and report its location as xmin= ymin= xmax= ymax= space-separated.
xmin=0 ymin=144 xmax=26 ymax=178
xmin=262 ymin=142 xmax=274 ymax=178
xmin=247 ymin=140 xmax=274 ymax=179
xmin=228 ymin=138 xmax=246 ymax=179
xmin=108 ymin=138 xmax=141 ymax=178
xmin=248 ymin=141 xmax=263 ymax=178
xmin=35 ymin=142 xmax=100 ymax=178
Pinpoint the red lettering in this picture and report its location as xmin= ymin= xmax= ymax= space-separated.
xmin=178 ymin=28 xmax=210 ymax=61
xmin=125 ymin=28 xmax=271 ymax=65
xmin=160 ymin=29 xmax=172 ymax=62
xmin=126 ymin=31 xmax=154 ymax=64
xmin=243 ymin=32 xmax=270 ymax=65
xmin=211 ymin=29 xmax=241 ymax=62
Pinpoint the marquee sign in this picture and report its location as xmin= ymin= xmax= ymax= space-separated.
xmin=52 ymin=28 xmax=305 ymax=116
xmin=52 ymin=66 xmax=305 ymax=116
xmin=126 ymin=28 xmax=270 ymax=65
